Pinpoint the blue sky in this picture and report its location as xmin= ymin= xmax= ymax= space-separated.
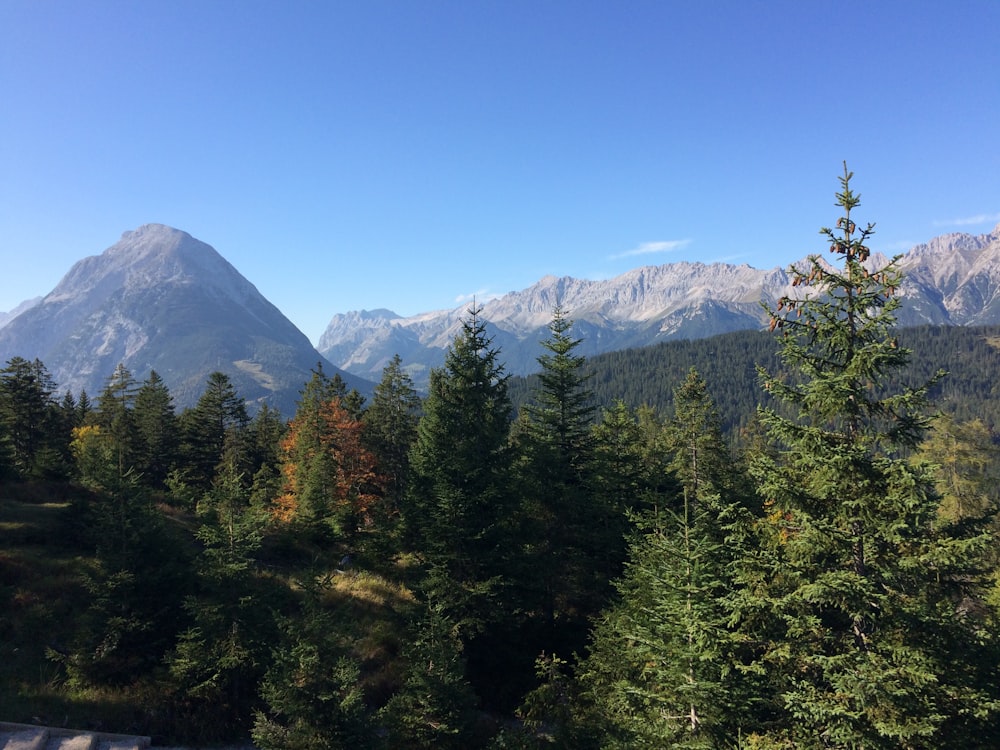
xmin=2 ymin=1 xmax=999 ymax=344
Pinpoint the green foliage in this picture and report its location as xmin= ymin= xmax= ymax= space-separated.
xmin=362 ymin=353 xmax=421 ymax=521
xmin=378 ymin=600 xmax=479 ymax=749
xmin=0 ymin=357 xmax=68 ymax=479
xmin=132 ymin=369 xmax=179 ymax=487
xmin=5 ymin=170 xmax=1000 ymax=747
xmin=178 ymin=371 xmax=250 ymax=489
xmin=59 ymin=467 xmax=192 ymax=687
xmin=579 ymin=370 xmax=757 ymax=748
xmin=406 ymin=306 xmax=516 ymax=639
xmin=736 ymin=165 xmax=1000 ymax=745
xmin=167 ymin=464 xmax=278 ymax=735
xmin=914 ymin=413 xmax=1000 ymax=524
xmin=514 ymin=306 xmax=625 ymax=664
xmin=253 ymin=579 xmax=372 ymax=750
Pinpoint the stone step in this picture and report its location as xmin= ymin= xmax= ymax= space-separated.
xmin=1 ymin=726 xmax=48 ymax=750
xmin=46 ymin=735 xmax=96 ymax=750
xmin=0 ymin=724 xmax=149 ymax=750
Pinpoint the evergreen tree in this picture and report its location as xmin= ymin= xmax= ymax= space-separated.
xmin=252 ymin=579 xmax=371 ymax=750
xmin=64 ymin=425 xmax=191 ymax=686
xmin=515 ymin=306 xmax=616 ymax=655
xmin=378 ymin=601 xmax=479 ymax=749
xmin=132 ymin=369 xmax=178 ymax=488
xmin=168 ymin=463 xmax=278 ymax=736
xmin=578 ymin=370 xmax=754 ymax=748
xmin=406 ymin=306 xmax=515 ymax=640
xmin=0 ymin=356 xmax=65 ymax=479
xmin=362 ymin=353 xmax=422 ymax=522
xmin=734 ymin=165 xmax=1000 ymax=745
xmin=93 ymin=363 xmax=141 ymax=479
xmin=179 ymin=371 xmax=250 ymax=489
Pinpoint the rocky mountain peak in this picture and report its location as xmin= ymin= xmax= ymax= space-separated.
xmin=318 ymin=225 xmax=1000 ymax=389
xmin=0 ymin=226 xmax=368 ymax=414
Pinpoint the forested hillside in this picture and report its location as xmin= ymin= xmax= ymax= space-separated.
xmin=3 ymin=171 xmax=1000 ymax=748
xmin=509 ymin=323 xmax=1000 ymax=438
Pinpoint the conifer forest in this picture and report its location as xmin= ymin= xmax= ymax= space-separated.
xmin=3 ymin=169 xmax=1000 ymax=748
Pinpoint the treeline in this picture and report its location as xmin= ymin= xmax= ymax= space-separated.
xmin=511 ymin=324 xmax=1000 ymax=438
xmin=3 ymin=172 xmax=1000 ymax=748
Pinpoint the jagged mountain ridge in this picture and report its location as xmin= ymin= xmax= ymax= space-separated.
xmin=0 ymin=224 xmax=369 ymax=415
xmin=318 ymin=224 xmax=1000 ymax=388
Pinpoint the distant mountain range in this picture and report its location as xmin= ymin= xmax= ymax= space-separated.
xmin=0 ymin=225 xmax=369 ymax=415
xmin=2 ymin=223 xmax=999 ymax=408
xmin=317 ymin=224 xmax=1000 ymax=388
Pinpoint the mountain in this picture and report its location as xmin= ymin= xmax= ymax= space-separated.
xmin=0 ymin=224 xmax=370 ymax=415
xmin=318 ymin=224 xmax=1000 ymax=389
xmin=0 ymin=297 xmax=42 ymax=330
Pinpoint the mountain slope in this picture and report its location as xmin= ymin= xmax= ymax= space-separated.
xmin=0 ymin=224 xmax=369 ymax=414
xmin=318 ymin=224 xmax=1000 ymax=388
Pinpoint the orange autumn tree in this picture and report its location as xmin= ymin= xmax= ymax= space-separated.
xmin=274 ymin=366 xmax=383 ymax=541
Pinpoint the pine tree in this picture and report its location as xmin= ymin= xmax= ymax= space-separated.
xmin=169 ymin=463 xmax=278 ymax=736
xmin=0 ymin=356 xmax=65 ymax=479
xmin=406 ymin=306 xmax=515 ymax=639
xmin=93 ymin=363 xmax=141 ymax=479
xmin=65 ymin=425 xmax=192 ymax=686
xmin=253 ymin=578 xmax=371 ymax=750
xmin=515 ymin=306 xmax=615 ymax=654
xmin=132 ymin=369 xmax=178 ymax=488
xmin=362 ymin=353 xmax=421 ymax=521
xmin=179 ymin=371 xmax=250 ymax=489
xmin=735 ymin=165 xmax=1000 ymax=745
xmin=578 ymin=370 xmax=754 ymax=748
xmin=378 ymin=601 xmax=479 ymax=749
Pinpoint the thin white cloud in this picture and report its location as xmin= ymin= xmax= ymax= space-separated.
xmin=933 ymin=212 xmax=1000 ymax=227
xmin=883 ymin=240 xmax=917 ymax=252
xmin=610 ymin=239 xmax=691 ymax=260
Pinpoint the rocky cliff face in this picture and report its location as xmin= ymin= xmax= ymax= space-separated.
xmin=0 ymin=224 xmax=369 ymax=414
xmin=318 ymin=224 xmax=1000 ymax=388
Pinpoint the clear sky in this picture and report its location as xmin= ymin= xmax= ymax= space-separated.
xmin=2 ymin=1 xmax=999 ymax=344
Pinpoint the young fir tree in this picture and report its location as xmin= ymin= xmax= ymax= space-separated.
xmin=65 ymin=421 xmax=192 ymax=686
xmin=169 ymin=462 xmax=278 ymax=737
xmin=734 ymin=165 xmax=1000 ymax=746
xmin=405 ymin=306 xmax=515 ymax=641
xmin=378 ymin=600 xmax=479 ymax=749
xmin=132 ymin=369 xmax=178 ymax=488
xmin=252 ymin=578 xmax=371 ymax=750
xmin=0 ymin=356 xmax=65 ymax=479
xmin=362 ymin=354 xmax=422 ymax=521
xmin=515 ymin=306 xmax=620 ymax=655
xmin=92 ymin=363 xmax=141 ymax=477
xmin=179 ymin=371 xmax=251 ymax=489
xmin=578 ymin=369 xmax=755 ymax=748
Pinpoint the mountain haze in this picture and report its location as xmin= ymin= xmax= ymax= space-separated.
xmin=318 ymin=224 xmax=1000 ymax=388
xmin=0 ymin=224 xmax=368 ymax=415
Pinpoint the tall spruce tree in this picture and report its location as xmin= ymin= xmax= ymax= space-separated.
xmin=578 ymin=370 xmax=754 ymax=748
xmin=0 ymin=357 xmax=64 ymax=479
xmin=734 ymin=165 xmax=1000 ymax=746
xmin=406 ymin=306 xmax=515 ymax=640
xmin=132 ymin=369 xmax=178 ymax=488
xmin=362 ymin=354 xmax=421 ymax=520
xmin=179 ymin=371 xmax=250 ymax=489
xmin=515 ymin=306 xmax=615 ymax=654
